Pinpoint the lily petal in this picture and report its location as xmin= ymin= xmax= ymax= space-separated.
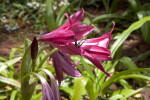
xmin=52 ymin=52 xmax=64 ymax=85
xmin=81 ymin=45 xmax=112 ymax=61
xmin=86 ymin=57 xmax=110 ymax=77
xmin=39 ymin=29 xmax=75 ymax=46
xmin=52 ymin=51 xmax=82 ymax=85
xmin=52 ymin=43 xmax=81 ymax=55
xmin=70 ymin=24 xmax=94 ymax=40
xmin=42 ymin=69 xmax=61 ymax=100
xmin=83 ymin=23 xmax=115 ymax=48
xmin=36 ymin=75 xmax=54 ymax=100
xmin=59 ymin=8 xmax=84 ymax=29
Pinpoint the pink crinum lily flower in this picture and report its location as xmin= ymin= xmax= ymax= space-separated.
xmin=80 ymin=23 xmax=115 ymax=77
xmin=58 ymin=23 xmax=115 ymax=77
xmin=39 ymin=8 xmax=94 ymax=46
xmin=39 ymin=9 xmax=94 ymax=85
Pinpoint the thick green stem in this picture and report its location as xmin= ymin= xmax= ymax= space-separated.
xmin=38 ymin=48 xmax=58 ymax=68
xmin=21 ymin=75 xmax=36 ymax=100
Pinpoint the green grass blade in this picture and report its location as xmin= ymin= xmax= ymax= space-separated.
xmin=101 ymin=68 xmax=150 ymax=96
xmin=0 ymin=57 xmax=21 ymax=72
xmin=0 ymin=76 xmax=20 ymax=88
xmin=71 ymin=77 xmax=84 ymax=100
xmin=45 ymin=0 xmax=56 ymax=31
xmin=10 ymin=90 xmax=18 ymax=100
xmin=56 ymin=5 xmax=69 ymax=28
xmin=110 ymin=16 xmax=150 ymax=58
xmin=80 ymin=57 xmax=96 ymax=80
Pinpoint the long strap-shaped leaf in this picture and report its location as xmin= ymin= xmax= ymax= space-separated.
xmin=101 ymin=68 xmax=150 ymax=96
xmin=0 ymin=76 xmax=20 ymax=88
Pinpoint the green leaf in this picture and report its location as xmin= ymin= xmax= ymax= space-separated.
xmin=119 ymin=79 xmax=132 ymax=89
xmin=120 ymin=57 xmax=138 ymax=69
xmin=0 ymin=57 xmax=7 ymax=61
xmin=80 ymin=57 xmax=96 ymax=80
xmin=128 ymin=0 xmax=140 ymax=13
xmin=21 ymin=44 xmax=32 ymax=78
xmin=109 ymin=95 xmax=123 ymax=100
xmin=45 ymin=0 xmax=56 ymax=31
xmin=92 ymin=14 xmax=124 ymax=23
xmin=133 ymin=50 xmax=150 ymax=62
xmin=120 ymin=56 xmax=146 ymax=85
xmin=101 ymin=68 xmax=150 ymax=96
xmin=137 ymin=4 xmax=150 ymax=42
xmin=71 ymin=78 xmax=85 ymax=100
xmin=112 ymin=89 xmax=134 ymax=98
xmin=121 ymin=86 xmax=150 ymax=100
xmin=56 ymin=5 xmax=69 ymax=28
xmin=10 ymin=90 xmax=18 ymax=100
xmin=85 ymin=79 xmax=99 ymax=100
xmin=110 ymin=16 xmax=150 ymax=58
xmin=9 ymin=48 xmax=16 ymax=60
xmin=32 ymin=92 xmax=42 ymax=100
xmin=0 ymin=57 xmax=21 ymax=72
xmin=0 ymin=76 xmax=20 ymax=88
xmin=0 ymin=95 xmax=7 ymax=99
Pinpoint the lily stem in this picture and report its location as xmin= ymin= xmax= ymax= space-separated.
xmin=38 ymin=48 xmax=58 ymax=68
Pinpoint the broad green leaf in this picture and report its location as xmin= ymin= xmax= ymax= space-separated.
xmin=120 ymin=57 xmax=138 ymax=69
xmin=121 ymin=86 xmax=150 ymax=100
xmin=119 ymin=79 xmax=132 ymax=89
xmin=120 ymin=56 xmax=146 ymax=85
xmin=0 ymin=57 xmax=7 ymax=61
xmin=92 ymin=14 xmax=124 ymax=23
xmin=111 ymin=16 xmax=150 ymax=58
xmin=71 ymin=78 xmax=85 ymax=100
xmin=21 ymin=44 xmax=31 ymax=78
xmin=85 ymin=79 xmax=99 ymax=100
xmin=21 ymin=75 xmax=36 ymax=100
xmin=128 ymin=0 xmax=140 ymax=13
xmin=9 ymin=48 xmax=16 ymax=59
xmin=109 ymin=95 xmax=122 ymax=100
xmin=0 ymin=57 xmax=21 ymax=72
xmin=137 ymin=4 xmax=150 ymax=42
xmin=133 ymin=50 xmax=150 ymax=62
xmin=32 ymin=92 xmax=42 ymax=100
xmin=101 ymin=68 xmax=150 ymax=96
xmin=46 ymin=0 xmax=56 ymax=31
xmin=0 ymin=76 xmax=20 ymax=88
xmin=56 ymin=5 xmax=69 ymax=28
xmin=110 ymin=0 xmax=120 ymax=13
xmin=0 ymin=95 xmax=7 ymax=99
xmin=0 ymin=69 xmax=9 ymax=77
xmin=80 ymin=57 xmax=95 ymax=80
xmin=10 ymin=90 xmax=18 ymax=100
xmin=112 ymin=89 xmax=134 ymax=98
xmin=59 ymin=87 xmax=73 ymax=96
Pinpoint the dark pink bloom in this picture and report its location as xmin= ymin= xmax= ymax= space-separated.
xmin=80 ymin=23 xmax=115 ymax=77
xmin=55 ymin=23 xmax=115 ymax=77
xmin=52 ymin=51 xmax=82 ymax=85
xmin=39 ymin=8 xmax=94 ymax=46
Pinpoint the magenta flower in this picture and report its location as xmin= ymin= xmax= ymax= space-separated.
xmin=39 ymin=8 xmax=94 ymax=46
xmin=80 ymin=23 xmax=115 ymax=77
xmin=52 ymin=51 xmax=82 ymax=85
xmin=54 ymin=23 xmax=115 ymax=77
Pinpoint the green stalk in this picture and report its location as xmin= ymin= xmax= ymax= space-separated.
xmin=21 ymin=75 xmax=36 ymax=100
xmin=38 ymin=48 xmax=58 ymax=68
